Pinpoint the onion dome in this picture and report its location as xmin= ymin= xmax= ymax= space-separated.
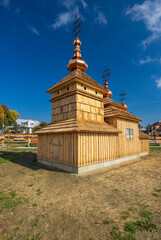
xmin=67 ymin=37 xmax=88 ymax=72
xmin=103 ymin=80 xmax=112 ymax=98
xmin=121 ymin=100 xmax=128 ymax=111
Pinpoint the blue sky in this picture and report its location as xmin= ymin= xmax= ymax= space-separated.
xmin=0 ymin=0 xmax=161 ymax=126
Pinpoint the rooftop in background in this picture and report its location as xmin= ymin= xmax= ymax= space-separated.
xmin=151 ymin=120 xmax=161 ymax=127
xmin=16 ymin=119 xmax=40 ymax=128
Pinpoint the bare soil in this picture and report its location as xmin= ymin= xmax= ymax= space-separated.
xmin=0 ymin=144 xmax=161 ymax=240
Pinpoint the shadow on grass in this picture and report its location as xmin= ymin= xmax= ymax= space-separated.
xmin=0 ymin=150 xmax=71 ymax=173
xmin=0 ymin=151 xmax=41 ymax=170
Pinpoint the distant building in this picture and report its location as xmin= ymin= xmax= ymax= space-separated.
xmin=151 ymin=120 xmax=161 ymax=137
xmin=140 ymin=126 xmax=146 ymax=132
xmin=15 ymin=119 xmax=40 ymax=134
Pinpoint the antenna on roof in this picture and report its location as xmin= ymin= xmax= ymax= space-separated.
xmin=73 ymin=15 xmax=82 ymax=38
xmin=102 ymin=65 xmax=111 ymax=83
xmin=119 ymin=90 xmax=126 ymax=102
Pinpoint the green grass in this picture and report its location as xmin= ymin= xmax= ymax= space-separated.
xmin=17 ymin=170 xmax=25 ymax=174
xmin=149 ymin=143 xmax=160 ymax=146
xmin=31 ymin=232 xmax=44 ymax=240
xmin=140 ymin=210 xmax=152 ymax=219
xmin=154 ymin=188 xmax=161 ymax=193
xmin=32 ymin=203 xmax=38 ymax=207
xmin=111 ymin=230 xmax=136 ymax=240
xmin=121 ymin=211 xmax=130 ymax=220
xmin=33 ymin=218 xmax=40 ymax=227
xmin=152 ymin=193 xmax=159 ymax=197
xmin=60 ymin=211 xmax=66 ymax=217
xmin=0 ymin=157 xmax=8 ymax=164
xmin=0 ymin=191 xmax=23 ymax=212
xmin=150 ymin=147 xmax=161 ymax=150
xmin=36 ymin=189 xmax=43 ymax=196
xmin=124 ymin=223 xmax=136 ymax=233
xmin=0 ymin=174 xmax=6 ymax=178
xmin=134 ymin=220 xmax=157 ymax=232
xmin=103 ymin=219 xmax=110 ymax=225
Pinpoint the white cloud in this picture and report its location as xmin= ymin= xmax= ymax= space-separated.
xmin=125 ymin=0 xmax=161 ymax=48
xmin=0 ymin=0 xmax=9 ymax=7
xmin=59 ymin=0 xmax=88 ymax=9
xmin=155 ymin=77 xmax=161 ymax=88
xmin=52 ymin=7 xmax=79 ymax=29
xmin=95 ymin=10 xmax=108 ymax=25
xmin=80 ymin=0 xmax=88 ymax=9
xmin=138 ymin=56 xmax=158 ymax=65
xmin=28 ymin=26 xmax=40 ymax=35
xmin=59 ymin=0 xmax=75 ymax=10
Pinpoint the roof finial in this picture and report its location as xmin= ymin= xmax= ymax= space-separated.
xmin=102 ymin=66 xmax=112 ymax=98
xmin=119 ymin=90 xmax=128 ymax=110
xmin=67 ymin=15 xmax=88 ymax=72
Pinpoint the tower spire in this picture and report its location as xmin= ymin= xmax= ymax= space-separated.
xmin=102 ymin=66 xmax=112 ymax=98
xmin=67 ymin=15 xmax=88 ymax=72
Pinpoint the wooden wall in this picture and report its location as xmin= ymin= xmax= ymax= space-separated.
xmin=37 ymin=132 xmax=119 ymax=167
xmin=78 ymin=132 xmax=118 ymax=166
xmin=117 ymin=118 xmax=140 ymax=157
xmin=76 ymin=94 xmax=104 ymax=123
xmin=37 ymin=133 xmax=78 ymax=166
xmin=117 ymin=118 xmax=149 ymax=156
xmin=140 ymin=139 xmax=149 ymax=152
xmin=52 ymin=94 xmax=77 ymax=123
xmin=51 ymin=79 xmax=104 ymax=124
xmin=37 ymin=120 xmax=149 ymax=168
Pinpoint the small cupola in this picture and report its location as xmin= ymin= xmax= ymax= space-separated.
xmin=119 ymin=90 xmax=128 ymax=111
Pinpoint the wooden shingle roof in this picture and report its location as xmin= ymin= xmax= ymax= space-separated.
xmin=104 ymin=98 xmax=126 ymax=110
xmin=139 ymin=131 xmax=150 ymax=139
xmin=47 ymin=69 xmax=106 ymax=93
xmin=104 ymin=106 xmax=142 ymax=122
xmin=36 ymin=118 xmax=121 ymax=134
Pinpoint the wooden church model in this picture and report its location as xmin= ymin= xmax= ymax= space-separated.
xmin=36 ymin=27 xmax=149 ymax=174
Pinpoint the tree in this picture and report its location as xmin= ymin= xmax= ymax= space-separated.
xmin=146 ymin=124 xmax=151 ymax=133
xmin=12 ymin=122 xmax=20 ymax=132
xmin=33 ymin=121 xmax=48 ymax=132
xmin=10 ymin=110 xmax=20 ymax=123
xmin=0 ymin=107 xmax=5 ymax=130
xmin=0 ymin=104 xmax=20 ymax=127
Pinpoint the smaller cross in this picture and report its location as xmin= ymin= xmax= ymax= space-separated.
xmin=102 ymin=66 xmax=111 ymax=83
xmin=119 ymin=90 xmax=126 ymax=102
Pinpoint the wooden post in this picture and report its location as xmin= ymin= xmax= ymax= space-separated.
xmin=28 ymin=138 xmax=31 ymax=148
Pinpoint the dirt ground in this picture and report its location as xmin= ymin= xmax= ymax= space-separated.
xmin=0 ymin=144 xmax=161 ymax=240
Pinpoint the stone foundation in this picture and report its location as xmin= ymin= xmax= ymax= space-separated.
xmin=38 ymin=151 xmax=149 ymax=174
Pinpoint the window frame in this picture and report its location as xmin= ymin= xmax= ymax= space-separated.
xmin=126 ymin=128 xmax=133 ymax=140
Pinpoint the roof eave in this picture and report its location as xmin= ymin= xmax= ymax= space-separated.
xmin=105 ymin=114 xmax=142 ymax=122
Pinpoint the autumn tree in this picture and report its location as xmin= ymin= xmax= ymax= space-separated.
xmin=10 ymin=110 xmax=20 ymax=123
xmin=0 ymin=104 xmax=20 ymax=128
xmin=0 ymin=107 xmax=5 ymax=129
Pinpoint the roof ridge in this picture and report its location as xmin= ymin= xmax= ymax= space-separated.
xmin=47 ymin=69 xmax=106 ymax=93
